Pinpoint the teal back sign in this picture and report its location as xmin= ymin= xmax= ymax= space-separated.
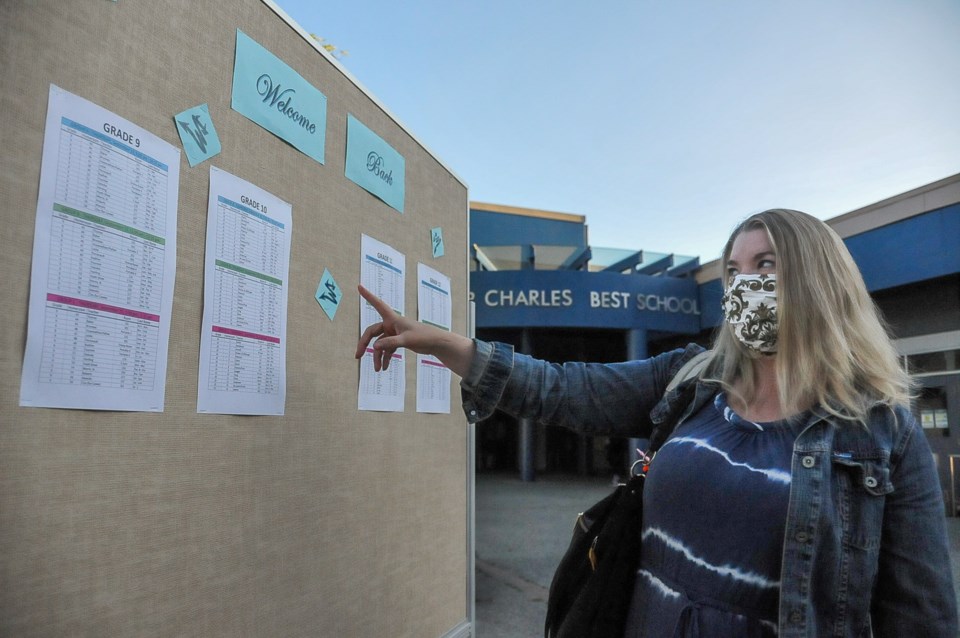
xmin=345 ymin=115 xmax=405 ymax=213
xmin=231 ymin=30 xmax=327 ymax=165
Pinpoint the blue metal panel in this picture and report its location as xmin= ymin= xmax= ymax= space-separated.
xmin=470 ymin=209 xmax=587 ymax=247
xmin=471 ymin=270 xmax=702 ymax=332
xmin=844 ymin=205 xmax=960 ymax=291
xmin=699 ymin=279 xmax=725 ymax=329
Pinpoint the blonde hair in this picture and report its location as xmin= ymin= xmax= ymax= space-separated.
xmin=704 ymin=209 xmax=913 ymax=423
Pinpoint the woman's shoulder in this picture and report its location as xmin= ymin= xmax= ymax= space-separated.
xmin=654 ymin=343 xmax=707 ymax=372
xmin=868 ymin=402 xmax=928 ymax=461
xmin=864 ymin=402 xmax=918 ymax=436
xmin=829 ymin=402 xmax=921 ymax=462
xmin=662 ymin=344 xmax=710 ymax=389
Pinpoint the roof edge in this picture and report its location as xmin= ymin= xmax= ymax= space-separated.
xmin=696 ymin=172 xmax=960 ymax=284
xmin=470 ymin=201 xmax=586 ymax=224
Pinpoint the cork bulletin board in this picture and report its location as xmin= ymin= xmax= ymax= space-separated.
xmin=0 ymin=1 xmax=471 ymax=636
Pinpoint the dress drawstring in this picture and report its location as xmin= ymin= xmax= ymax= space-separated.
xmin=672 ymin=601 xmax=701 ymax=638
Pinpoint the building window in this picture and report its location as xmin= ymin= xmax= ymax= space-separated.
xmin=917 ymin=386 xmax=950 ymax=431
xmin=907 ymin=349 xmax=960 ymax=375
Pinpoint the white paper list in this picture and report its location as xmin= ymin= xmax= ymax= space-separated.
xmin=416 ymin=263 xmax=452 ymax=413
xmin=20 ymin=85 xmax=180 ymax=411
xmin=197 ymin=167 xmax=291 ymax=415
xmin=358 ymin=234 xmax=406 ymax=412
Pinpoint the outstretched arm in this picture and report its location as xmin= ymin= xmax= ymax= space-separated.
xmin=354 ymin=285 xmax=476 ymax=377
xmin=356 ymin=286 xmax=702 ymax=436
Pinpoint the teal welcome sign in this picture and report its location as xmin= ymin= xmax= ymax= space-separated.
xmin=345 ymin=115 xmax=405 ymax=213
xmin=231 ymin=29 xmax=327 ymax=165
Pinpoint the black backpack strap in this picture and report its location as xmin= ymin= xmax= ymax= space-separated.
xmin=648 ymin=349 xmax=712 ymax=453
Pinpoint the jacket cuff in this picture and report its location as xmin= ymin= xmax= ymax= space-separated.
xmin=460 ymin=340 xmax=514 ymax=423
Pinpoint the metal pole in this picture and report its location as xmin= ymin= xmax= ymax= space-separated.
xmin=518 ymin=329 xmax=536 ymax=482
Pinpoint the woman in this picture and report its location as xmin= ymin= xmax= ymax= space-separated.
xmin=356 ymin=209 xmax=957 ymax=637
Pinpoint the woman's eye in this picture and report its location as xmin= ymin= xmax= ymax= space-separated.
xmin=759 ymin=259 xmax=776 ymax=270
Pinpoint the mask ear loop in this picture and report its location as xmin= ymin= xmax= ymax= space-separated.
xmin=630 ymin=449 xmax=656 ymax=478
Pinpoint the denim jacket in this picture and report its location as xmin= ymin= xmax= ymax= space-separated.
xmin=461 ymin=340 xmax=958 ymax=637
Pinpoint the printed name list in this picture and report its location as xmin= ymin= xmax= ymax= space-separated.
xmin=416 ymin=263 xmax=452 ymax=414
xmin=358 ymin=234 xmax=406 ymax=412
xmin=197 ymin=167 xmax=291 ymax=415
xmin=20 ymin=85 xmax=181 ymax=411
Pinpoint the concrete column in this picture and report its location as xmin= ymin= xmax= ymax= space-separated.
xmin=626 ymin=329 xmax=648 ymax=474
xmin=518 ymin=330 xmax=536 ymax=482
xmin=536 ymin=423 xmax=548 ymax=472
xmin=577 ymin=434 xmax=590 ymax=476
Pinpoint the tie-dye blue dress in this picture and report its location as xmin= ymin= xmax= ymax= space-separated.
xmin=624 ymin=393 xmax=804 ymax=638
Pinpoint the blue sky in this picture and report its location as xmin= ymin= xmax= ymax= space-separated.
xmin=275 ymin=0 xmax=960 ymax=262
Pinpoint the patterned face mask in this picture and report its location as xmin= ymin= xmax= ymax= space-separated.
xmin=722 ymin=274 xmax=778 ymax=353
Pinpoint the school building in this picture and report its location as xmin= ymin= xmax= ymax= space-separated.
xmin=469 ymin=173 xmax=960 ymax=515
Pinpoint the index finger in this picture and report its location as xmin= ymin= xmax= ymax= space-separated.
xmin=355 ymin=321 xmax=383 ymax=359
xmin=358 ymin=284 xmax=394 ymax=319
